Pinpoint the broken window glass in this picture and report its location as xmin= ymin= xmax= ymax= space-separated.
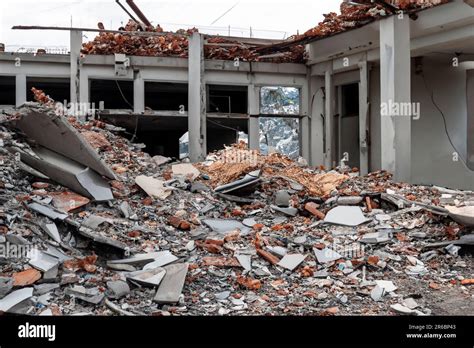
xmin=259 ymin=117 xmax=299 ymax=158
xmin=260 ymin=86 xmax=300 ymax=115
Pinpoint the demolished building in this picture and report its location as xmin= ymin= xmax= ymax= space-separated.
xmin=1 ymin=0 xmax=472 ymax=189
xmin=0 ymin=0 xmax=473 ymax=317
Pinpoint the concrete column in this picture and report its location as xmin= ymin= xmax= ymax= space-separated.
xmin=300 ymin=75 xmax=310 ymax=161
xmin=70 ymin=30 xmax=82 ymax=105
xmin=310 ymin=76 xmax=325 ymax=167
xmin=358 ymin=60 xmax=369 ymax=175
xmin=15 ymin=74 xmax=26 ymax=107
xmin=380 ymin=15 xmax=411 ymax=182
xmin=324 ymin=68 xmax=334 ymax=168
xmin=79 ymin=70 xmax=89 ymax=105
xmin=133 ymin=70 xmax=145 ymax=113
xmin=188 ymin=32 xmax=207 ymax=162
xmin=248 ymin=84 xmax=260 ymax=150
xmin=468 ymin=70 xmax=474 ymax=169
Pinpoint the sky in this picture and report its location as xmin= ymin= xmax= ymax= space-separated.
xmin=0 ymin=0 xmax=341 ymax=51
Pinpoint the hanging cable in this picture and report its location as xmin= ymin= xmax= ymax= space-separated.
xmin=114 ymin=80 xmax=134 ymax=110
xmin=421 ymin=73 xmax=473 ymax=172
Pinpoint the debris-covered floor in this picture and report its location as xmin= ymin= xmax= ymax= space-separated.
xmin=0 ymin=94 xmax=473 ymax=316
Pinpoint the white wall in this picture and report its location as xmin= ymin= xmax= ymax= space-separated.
xmin=411 ymin=57 xmax=474 ymax=190
xmin=369 ymin=57 xmax=474 ymax=190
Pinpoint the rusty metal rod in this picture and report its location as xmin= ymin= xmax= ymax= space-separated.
xmin=125 ymin=0 xmax=152 ymax=27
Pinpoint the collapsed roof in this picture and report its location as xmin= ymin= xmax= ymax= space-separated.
xmin=80 ymin=0 xmax=450 ymax=64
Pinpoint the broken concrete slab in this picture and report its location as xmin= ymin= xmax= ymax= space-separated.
xmin=0 ymin=287 xmax=33 ymax=312
xmin=172 ymin=163 xmax=200 ymax=180
xmin=154 ymin=263 xmax=188 ymax=304
xmin=324 ymin=206 xmax=370 ymax=226
xmin=34 ymin=283 xmax=59 ymax=296
xmin=42 ymin=223 xmax=61 ymax=243
xmin=313 ymin=247 xmax=343 ymax=264
xmin=126 ymin=267 xmax=167 ymax=287
xmin=402 ymin=297 xmax=419 ymax=310
xmin=28 ymin=202 xmax=68 ymax=221
xmin=275 ymin=190 xmax=291 ymax=207
xmin=142 ymin=251 xmax=178 ymax=270
xmin=375 ymin=280 xmax=397 ymax=292
xmin=28 ymin=250 xmax=60 ymax=273
xmin=152 ymin=155 xmax=171 ymax=166
xmin=135 ymin=175 xmax=172 ymax=200
xmin=270 ymin=205 xmax=298 ymax=217
xmin=360 ymin=231 xmax=393 ymax=244
xmin=235 ymin=254 xmax=252 ymax=271
xmin=9 ymin=106 xmax=116 ymax=179
xmin=277 ymin=254 xmax=306 ymax=271
xmin=0 ymin=277 xmax=13 ymax=298
xmin=202 ymin=219 xmax=250 ymax=234
xmin=336 ymin=196 xmax=363 ymax=205
xmin=65 ymin=285 xmax=104 ymax=305
xmin=445 ymin=206 xmax=474 ymax=227
xmin=81 ymin=215 xmax=113 ymax=229
xmin=108 ymin=251 xmax=175 ymax=267
xmin=370 ymin=285 xmax=385 ymax=302
xmin=267 ymin=246 xmax=288 ymax=257
xmin=106 ymin=280 xmax=130 ymax=299
xmin=390 ymin=303 xmax=422 ymax=315
xmin=12 ymin=147 xmax=113 ymax=201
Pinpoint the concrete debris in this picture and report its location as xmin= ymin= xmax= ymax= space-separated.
xmin=202 ymin=219 xmax=250 ymax=234
xmin=275 ymin=190 xmax=291 ymax=207
xmin=65 ymin=285 xmax=104 ymax=305
xmin=28 ymin=202 xmax=68 ymax=221
xmin=271 ymin=205 xmax=298 ymax=217
xmin=277 ymin=254 xmax=306 ymax=271
xmin=172 ymin=163 xmax=200 ymax=181
xmin=313 ymin=248 xmax=342 ymax=264
xmin=0 ymin=100 xmax=472 ymax=316
xmin=154 ymin=263 xmax=188 ymax=304
xmin=42 ymin=223 xmax=61 ymax=243
xmin=0 ymin=277 xmax=14 ymax=299
xmin=445 ymin=206 xmax=474 ymax=227
xmin=0 ymin=288 xmax=33 ymax=312
xmin=324 ymin=206 xmax=370 ymax=226
xmin=126 ymin=267 xmax=167 ymax=287
xmin=135 ymin=176 xmax=172 ymax=200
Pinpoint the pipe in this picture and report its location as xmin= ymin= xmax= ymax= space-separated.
xmin=125 ymin=0 xmax=152 ymax=27
xmin=115 ymin=0 xmax=140 ymax=24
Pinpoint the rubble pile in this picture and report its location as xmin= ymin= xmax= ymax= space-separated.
xmin=299 ymin=0 xmax=449 ymax=41
xmin=0 ymin=96 xmax=473 ymax=316
xmin=81 ymin=19 xmax=305 ymax=63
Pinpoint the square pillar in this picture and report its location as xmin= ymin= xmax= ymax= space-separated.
xmin=324 ymin=68 xmax=335 ymax=168
xmin=188 ymin=32 xmax=207 ymax=162
xmin=358 ymin=61 xmax=369 ymax=175
xmin=380 ymin=15 xmax=411 ymax=182
xmin=310 ymin=76 xmax=325 ymax=167
xmin=133 ymin=70 xmax=145 ymax=114
xmin=248 ymin=84 xmax=260 ymax=150
xmin=70 ymin=30 xmax=82 ymax=105
xmin=300 ymin=76 xmax=310 ymax=161
xmin=15 ymin=74 xmax=26 ymax=107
